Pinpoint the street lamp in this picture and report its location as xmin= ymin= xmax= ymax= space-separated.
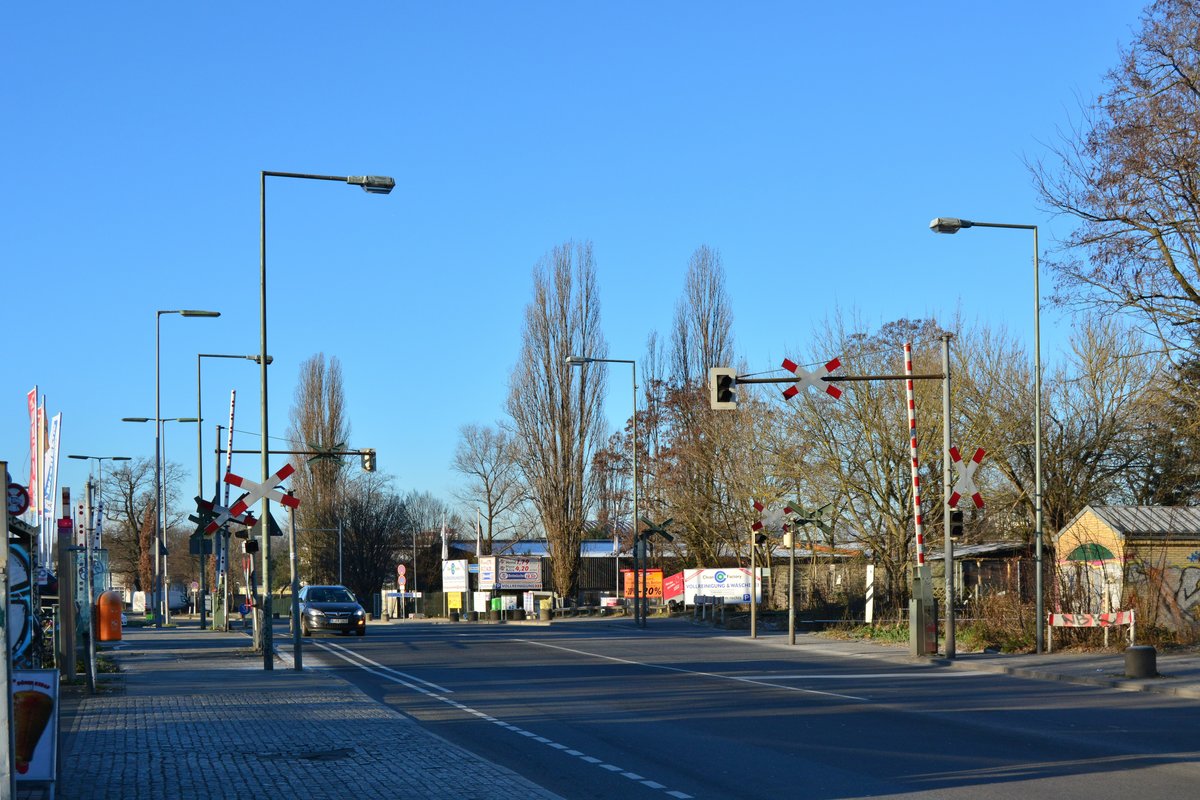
xmin=259 ymin=170 xmax=393 ymax=669
xmin=123 ymin=414 xmax=201 ymax=627
xmin=66 ymin=455 xmax=130 ymax=548
xmin=566 ymin=355 xmax=639 ymax=624
xmin=930 ymin=216 xmax=1045 ymax=653
xmin=194 ymin=353 xmax=271 ymax=630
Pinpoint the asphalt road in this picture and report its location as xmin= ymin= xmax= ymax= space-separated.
xmin=299 ymin=618 xmax=1200 ymax=799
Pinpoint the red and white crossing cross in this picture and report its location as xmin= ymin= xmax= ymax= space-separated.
xmin=781 ymin=357 xmax=843 ymax=401
xmin=947 ymin=447 xmax=986 ymax=509
xmin=195 ymin=496 xmax=258 ymax=536
xmin=752 ymin=500 xmax=787 ymax=533
xmin=215 ymin=463 xmax=301 ymax=532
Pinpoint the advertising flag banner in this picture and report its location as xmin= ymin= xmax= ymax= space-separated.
xmin=26 ymin=388 xmax=38 ymax=518
xmin=42 ymin=413 xmax=61 ymax=518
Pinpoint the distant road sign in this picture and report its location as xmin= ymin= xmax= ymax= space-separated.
xmin=7 ymin=483 xmax=29 ymax=516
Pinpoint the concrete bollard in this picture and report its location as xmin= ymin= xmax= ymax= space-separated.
xmin=1125 ymin=645 xmax=1158 ymax=678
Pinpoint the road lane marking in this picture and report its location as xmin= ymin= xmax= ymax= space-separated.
xmin=313 ymin=640 xmax=454 ymax=693
xmin=738 ymin=672 xmax=978 ymax=680
xmin=306 ymin=637 xmax=697 ymax=798
xmin=517 ymin=639 xmax=867 ymax=701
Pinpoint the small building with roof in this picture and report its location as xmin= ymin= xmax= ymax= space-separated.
xmin=1053 ymin=505 xmax=1200 ymax=632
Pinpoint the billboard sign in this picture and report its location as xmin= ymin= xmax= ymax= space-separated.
xmin=477 ymin=555 xmax=542 ymax=590
xmin=442 ymin=559 xmax=469 ymax=592
xmin=682 ymin=568 xmax=761 ymax=604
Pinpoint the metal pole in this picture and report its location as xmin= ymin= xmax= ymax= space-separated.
xmin=215 ymin=424 xmax=226 ymax=631
xmin=154 ymin=312 xmax=163 ymax=628
xmin=259 ymin=170 xmax=273 ymax=669
xmin=287 ymin=499 xmax=302 ymax=670
xmin=942 ymin=334 xmax=955 ymax=659
xmin=338 ymin=519 xmax=343 ymax=585
xmin=750 ymin=528 xmax=757 ymax=638
xmin=0 ymin=460 xmax=13 ymax=799
xmin=630 ymin=361 xmax=640 ymax=626
xmin=84 ymin=480 xmax=97 ymax=693
xmin=196 ymin=356 xmax=206 ymax=630
xmin=789 ymin=527 xmax=796 ymax=645
xmin=1033 ymin=227 xmax=1044 ymax=654
xmin=162 ymin=421 xmax=171 ymax=627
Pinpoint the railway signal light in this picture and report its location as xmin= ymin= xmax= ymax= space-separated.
xmin=709 ymin=367 xmax=737 ymax=410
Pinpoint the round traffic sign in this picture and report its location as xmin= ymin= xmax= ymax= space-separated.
xmin=397 ymin=564 xmax=406 ymax=576
xmin=7 ymin=483 xmax=29 ymax=516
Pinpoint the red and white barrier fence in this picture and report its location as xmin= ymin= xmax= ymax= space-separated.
xmin=1047 ymin=609 xmax=1135 ymax=651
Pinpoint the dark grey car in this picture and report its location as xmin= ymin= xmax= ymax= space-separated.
xmin=297 ymin=584 xmax=367 ymax=636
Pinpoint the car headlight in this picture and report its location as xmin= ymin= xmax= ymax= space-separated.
xmin=308 ymin=608 xmax=326 ymax=617
xmin=354 ymin=608 xmax=366 ymax=617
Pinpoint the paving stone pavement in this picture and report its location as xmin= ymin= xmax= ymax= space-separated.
xmin=27 ymin=624 xmax=562 ymax=800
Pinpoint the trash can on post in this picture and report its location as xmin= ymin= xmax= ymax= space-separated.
xmin=96 ymin=590 xmax=124 ymax=642
xmin=489 ymin=597 xmax=503 ymax=622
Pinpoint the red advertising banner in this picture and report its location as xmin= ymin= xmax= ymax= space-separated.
xmin=662 ymin=571 xmax=684 ymax=600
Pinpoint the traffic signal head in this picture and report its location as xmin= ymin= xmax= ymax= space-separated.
xmin=709 ymin=367 xmax=738 ymax=410
xmin=950 ymin=509 xmax=964 ymax=539
xmin=754 ymin=532 xmax=768 ymax=546
xmin=361 ymin=449 xmax=376 ymax=472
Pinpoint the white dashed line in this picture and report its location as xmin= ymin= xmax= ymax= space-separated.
xmin=308 ymin=640 xmax=692 ymax=797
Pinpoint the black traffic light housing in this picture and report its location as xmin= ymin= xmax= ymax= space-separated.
xmin=709 ymin=367 xmax=738 ymax=410
xmin=950 ymin=509 xmax=964 ymax=539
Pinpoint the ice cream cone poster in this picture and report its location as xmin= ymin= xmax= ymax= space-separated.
xmin=12 ymin=670 xmax=58 ymax=782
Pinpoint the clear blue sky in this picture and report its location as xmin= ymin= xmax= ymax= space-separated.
xmin=3 ymin=2 xmax=1138 ymax=522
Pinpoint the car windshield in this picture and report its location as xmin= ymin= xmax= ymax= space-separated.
xmin=309 ymin=588 xmax=355 ymax=604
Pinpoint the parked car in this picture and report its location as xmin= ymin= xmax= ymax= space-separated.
xmin=297 ymin=584 xmax=367 ymax=636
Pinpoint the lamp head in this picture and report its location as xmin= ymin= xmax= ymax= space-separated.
xmin=180 ymin=309 xmax=221 ymax=317
xmin=565 ymin=356 xmax=591 ymax=366
xmin=930 ymin=217 xmax=973 ymax=234
xmin=347 ymin=175 xmax=396 ymax=195
xmin=122 ymin=417 xmax=151 ymax=423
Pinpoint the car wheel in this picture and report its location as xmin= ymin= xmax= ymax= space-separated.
xmin=301 ymin=620 xmax=311 ymax=637
xmin=356 ymin=627 xmax=366 ymax=637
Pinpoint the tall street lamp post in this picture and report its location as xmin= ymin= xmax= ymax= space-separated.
xmin=566 ymin=355 xmax=638 ymax=623
xmin=930 ymin=217 xmax=1045 ymax=653
xmin=195 ymin=353 xmax=270 ymax=630
xmin=66 ymin=455 xmax=131 ymax=545
xmin=123 ymin=415 xmax=200 ymax=627
xmin=65 ymin=455 xmax=130 ymax=556
xmin=259 ymin=170 xmax=393 ymax=669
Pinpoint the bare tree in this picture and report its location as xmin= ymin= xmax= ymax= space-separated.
xmin=1032 ymin=0 xmax=1200 ymax=357
xmin=506 ymin=241 xmax=607 ymax=602
xmin=669 ymin=245 xmax=735 ymax=387
xmin=287 ymin=353 xmax=351 ymax=580
xmin=451 ymin=423 xmax=526 ymax=554
xmin=336 ymin=473 xmax=408 ymax=604
xmin=101 ymin=458 xmax=155 ymax=590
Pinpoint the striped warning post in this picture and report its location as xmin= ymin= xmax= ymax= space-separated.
xmin=904 ymin=343 xmax=925 ymax=566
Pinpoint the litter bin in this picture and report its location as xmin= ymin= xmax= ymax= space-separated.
xmin=512 ymin=609 xmax=526 ymax=621
xmin=539 ymin=599 xmax=552 ymax=621
xmin=449 ymin=611 xmax=460 ymax=622
xmin=96 ymin=590 xmax=124 ymax=642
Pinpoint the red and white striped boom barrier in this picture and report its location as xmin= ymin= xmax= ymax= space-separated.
xmin=1047 ymin=609 xmax=1135 ymax=651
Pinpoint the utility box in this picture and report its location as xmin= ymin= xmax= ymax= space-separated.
xmin=908 ymin=566 xmax=938 ymax=656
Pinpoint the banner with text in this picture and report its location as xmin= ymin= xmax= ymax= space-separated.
xmin=478 ymin=555 xmax=542 ymax=590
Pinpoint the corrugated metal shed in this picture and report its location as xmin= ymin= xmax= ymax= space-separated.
xmin=1076 ymin=506 xmax=1200 ymax=538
